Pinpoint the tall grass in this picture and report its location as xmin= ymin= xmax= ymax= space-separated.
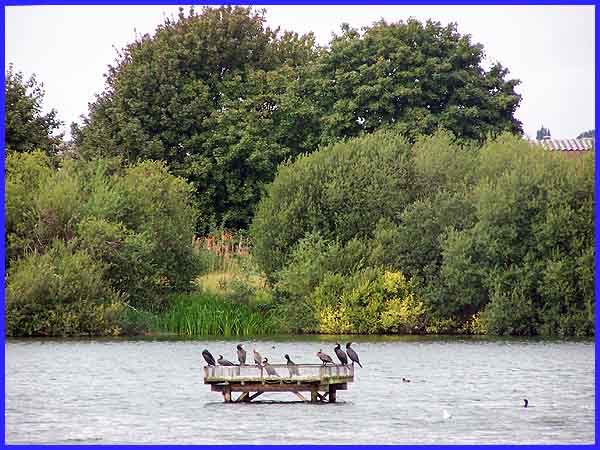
xmin=154 ymin=293 xmax=276 ymax=336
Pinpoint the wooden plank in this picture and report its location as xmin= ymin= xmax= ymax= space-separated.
xmin=293 ymin=392 xmax=307 ymax=401
xmin=211 ymin=383 xmax=323 ymax=393
xmin=248 ymin=392 xmax=263 ymax=402
xmin=204 ymin=375 xmax=353 ymax=384
xmin=235 ymin=392 xmax=250 ymax=403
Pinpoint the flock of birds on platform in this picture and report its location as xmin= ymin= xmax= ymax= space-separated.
xmin=202 ymin=342 xmax=363 ymax=372
xmin=202 ymin=343 xmax=532 ymax=412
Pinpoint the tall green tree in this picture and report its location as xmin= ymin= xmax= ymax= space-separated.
xmin=75 ymin=9 xmax=525 ymax=233
xmin=5 ymin=64 xmax=63 ymax=156
xmin=315 ymin=19 xmax=522 ymax=144
xmin=74 ymin=6 xmax=319 ymax=232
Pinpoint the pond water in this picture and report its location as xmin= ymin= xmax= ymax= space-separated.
xmin=4 ymin=335 xmax=595 ymax=444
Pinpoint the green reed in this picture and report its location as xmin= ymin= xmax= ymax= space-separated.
xmin=154 ymin=292 xmax=276 ymax=336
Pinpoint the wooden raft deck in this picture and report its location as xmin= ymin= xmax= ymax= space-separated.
xmin=203 ymin=364 xmax=354 ymax=403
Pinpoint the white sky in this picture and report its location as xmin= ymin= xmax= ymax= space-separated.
xmin=5 ymin=5 xmax=595 ymax=140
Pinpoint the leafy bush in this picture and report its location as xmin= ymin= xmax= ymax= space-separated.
xmin=312 ymin=270 xmax=431 ymax=335
xmin=5 ymin=241 xmax=125 ymax=337
xmin=252 ymin=129 xmax=414 ymax=278
xmin=5 ymin=153 xmax=200 ymax=335
xmin=439 ymin=136 xmax=594 ymax=335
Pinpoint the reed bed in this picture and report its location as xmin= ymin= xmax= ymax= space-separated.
xmin=154 ymin=293 xmax=275 ymax=336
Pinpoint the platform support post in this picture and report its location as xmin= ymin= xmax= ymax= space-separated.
xmin=329 ymin=385 xmax=337 ymax=403
xmin=223 ymin=386 xmax=232 ymax=403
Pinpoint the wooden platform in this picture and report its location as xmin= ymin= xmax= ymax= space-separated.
xmin=203 ymin=363 xmax=354 ymax=403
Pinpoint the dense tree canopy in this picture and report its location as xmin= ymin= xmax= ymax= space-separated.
xmin=73 ymin=6 xmax=319 ymax=232
xmin=74 ymin=7 xmax=523 ymax=233
xmin=5 ymin=64 xmax=63 ymax=156
xmin=316 ymin=19 xmax=523 ymax=144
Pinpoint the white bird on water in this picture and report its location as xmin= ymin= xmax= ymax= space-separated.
xmin=443 ymin=409 xmax=452 ymax=420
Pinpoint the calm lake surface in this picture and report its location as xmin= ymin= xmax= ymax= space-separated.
xmin=5 ymin=335 xmax=595 ymax=444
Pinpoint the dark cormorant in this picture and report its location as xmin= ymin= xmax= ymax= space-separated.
xmin=334 ymin=343 xmax=348 ymax=365
xmin=285 ymin=354 xmax=300 ymax=376
xmin=202 ymin=349 xmax=216 ymax=366
xmin=346 ymin=342 xmax=363 ymax=368
xmin=317 ymin=349 xmax=334 ymax=365
xmin=237 ymin=344 xmax=246 ymax=365
xmin=217 ymin=355 xmax=235 ymax=366
xmin=253 ymin=349 xmax=263 ymax=366
xmin=523 ymin=399 xmax=528 ymax=408
xmin=263 ymin=358 xmax=279 ymax=376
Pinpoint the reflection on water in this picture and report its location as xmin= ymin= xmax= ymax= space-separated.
xmin=5 ymin=335 xmax=595 ymax=444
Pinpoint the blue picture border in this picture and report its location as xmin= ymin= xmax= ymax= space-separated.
xmin=1 ymin=0 xmax=597 ymax=449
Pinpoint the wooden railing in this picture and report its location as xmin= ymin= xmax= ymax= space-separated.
xmin=204 ymin=363 xmax=354 ymax=383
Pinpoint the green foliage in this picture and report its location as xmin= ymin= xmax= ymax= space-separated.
xmin=5 ymin=64 xmax=63 ymax=156
xmin=256 ymin=131 xmax=593 ymax=337
xmin=5 ymin=150 xmax=54 ymax=265
xmin=74 ymin=6 xmax=318 ymax=232
xmin=536 ymin=125 xmax=551 ymax=140
xmin=153 ymin=293 xmax=276 ymax=336
xmin=316 ymin=19 xmax=522 ymax=144
xmin=313 ymin=270 xmax=430 ymax=335
xmin=251 ymin=129 xmax=414 ymax=278
xmin=5 ymin=152 xmax=199 ymax=336
xmin=439 ymin=136 xmax=594 ymax=335
xmin=5 ymin=241 xmax=125 ymax=337
xmin=75 ymin=9 xmax=523 ymax=233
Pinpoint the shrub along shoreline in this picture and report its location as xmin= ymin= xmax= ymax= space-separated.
xmin=5 ymin=131 xmax=594 ymax=338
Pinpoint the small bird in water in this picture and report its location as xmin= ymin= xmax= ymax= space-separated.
xmin=237 ymin=344 xmax=246 ymax=365
xmin=253 ymin=349 xmax=263 ymax=366
xmin=202 ymin=349 xmax=216 ymax=366
xmin=317 ymin=349 xmax=334 ymax=365
xmin=263 ymin=358 xmax=279 ymax=376
xmin=443 ymin=409 xmax=452 ymax=420
xmin=334 ymin=343 xmax=348 ymax=365
xmin=346 ymin=342 xmax=363 ymax=368
xmin=402 ymin=377 xmax=411 ymax=383
xmin=217 ymin=355 xmax=235 ymax=366
xmin=523 ymin=398 xmax=528 ymax=408
xmin=285 ymin=354 xmax=300 ymax=376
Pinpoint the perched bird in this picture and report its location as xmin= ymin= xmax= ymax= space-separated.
xmin=317 ymin=349 xmax=334 ymax=365
xmin=334 ymin=343 xmax=348 ymax=365
xmin=285 ymin=354 xmax=300 ymax=376
xmin=217 ymin=355 xmax=235 ymax=366
xmin=346 ymin=342 xmax=363 ymax=368
xmin=253 ymin=349 xmax=263 ymax=366
xmin=402 ymin=377 xmax=411 ymax=383
xmin=523 ymin=399 xmax=529 ymax=408
xmin=202 ymin=349 xmax=216 ymax=366
xmin=237 ymin=344 xmax=246 ymax=365
xmin=263 ymin=358 xmax=279 ymax=377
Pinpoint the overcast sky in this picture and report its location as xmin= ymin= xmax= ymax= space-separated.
xmin=5 ymin=5 xmax=595 ymax=140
